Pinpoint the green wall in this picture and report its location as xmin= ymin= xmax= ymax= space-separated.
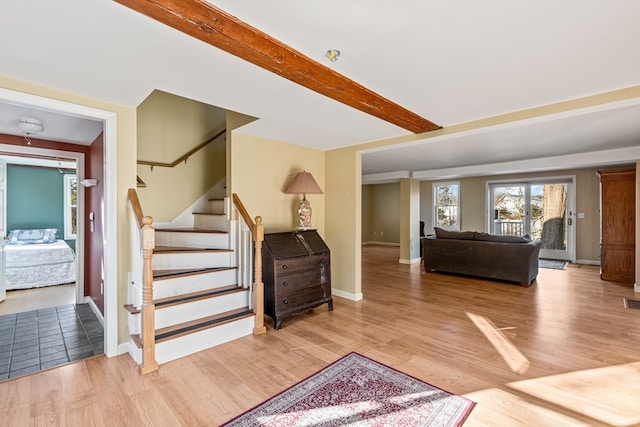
xmin=7 ymin=165 xmax=76 ymax=251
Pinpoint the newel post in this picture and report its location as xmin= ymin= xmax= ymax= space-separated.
xmin=140 ymin=216 xmax=159 ymax=374
xmin=253 ymin=216 xmax=267 ymax=335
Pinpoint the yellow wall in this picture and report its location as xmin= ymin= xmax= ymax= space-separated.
xmin=229 ymin=131 xmax=325 ymax=235
xmin=0 ymin=76 xmax=137 ymax=345
xmin=136 ymin=90 xmax=226 ymax=222
xmin=362 ymin=183 xmax=400 ymax=244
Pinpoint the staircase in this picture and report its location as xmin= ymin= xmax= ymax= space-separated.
xmin=126 ymin=196 xmax=258 ymax=366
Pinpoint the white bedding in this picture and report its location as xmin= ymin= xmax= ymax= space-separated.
xmin=5 ymin=240 xmax=77 ymax=290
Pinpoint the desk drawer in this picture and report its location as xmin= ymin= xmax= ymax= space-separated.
xmin=275 ymin=285 xmax=331 ymax=312
xmin=275 ymin=254 xmax=329 ymax=273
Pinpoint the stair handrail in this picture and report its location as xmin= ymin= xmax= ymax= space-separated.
xmin=232 ymin=193 xmax=266 ymax=335
xmin=137 ymin=128 xmax=226 ymax=170
xmin=127 ymin=188 xmax=159 ymax=374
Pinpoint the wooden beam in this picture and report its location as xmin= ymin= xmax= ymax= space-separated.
xmin=114 ymin=0 xmax=441 ymax=134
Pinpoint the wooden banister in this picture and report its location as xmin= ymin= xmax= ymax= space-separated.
xmin=233 ymin=193 xmax=255 ymax=230
xmin=137 ymin=129 xmax=225 ymax=169
xmin=127 ymin=188 xmax=159 ymax=374
xmin=232 ymin=193 xmax=266 ymax=335
xmin=128 ymin=188 xmax=144 ymax=229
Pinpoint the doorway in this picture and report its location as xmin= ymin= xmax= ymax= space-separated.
xmin=488 ymin=177 xmax=576 ymax=261
xmin=0 ymin=88 xmax=118 ymax=357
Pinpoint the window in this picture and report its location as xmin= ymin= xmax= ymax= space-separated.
xmin=433 ymin=182 xmax=459 ymax=229
xmin=64 ymin=174 xmax=77 ymax=240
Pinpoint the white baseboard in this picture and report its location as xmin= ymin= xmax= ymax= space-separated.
xmin=118 ymin=341 xmax=135 ymax=357
xmin=362 ymin=241 xmax=400 ymax=246
xmin=83 ymin=297 xmax=104 ymax=327
xmin=332 ymin=288 xmax=363 ymax=301
xmin=575 ymin=259 xmax=600 ymax=266
xmin=634 ymin=283 xmax=639 ymax=293
xmin=399 ymin=257 xmax=421 ymax=265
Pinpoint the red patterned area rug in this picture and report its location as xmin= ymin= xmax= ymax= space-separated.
xmin=221 ymin=352 xmax=475 ymax=427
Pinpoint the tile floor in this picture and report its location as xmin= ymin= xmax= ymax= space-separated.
xmin=0 ymin=303 xmax=103 ymax=380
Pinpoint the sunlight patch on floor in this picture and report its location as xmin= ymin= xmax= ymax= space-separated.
xmin=507 ymin=362 xmax=640 ymax=427
xmin=466 ymin=312 xmax=530 ymax=374
xmin=463 ymin=388 xmax=590 ymax=427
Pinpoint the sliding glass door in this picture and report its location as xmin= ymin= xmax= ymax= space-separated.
xmin=489 ymin=179 xmax=574 ymax=261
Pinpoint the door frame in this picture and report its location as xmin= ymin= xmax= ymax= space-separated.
xmin=1 ymin=88 xmax=118 ymax=357
xmin=486 ymin=175 xmax=576 ymax=262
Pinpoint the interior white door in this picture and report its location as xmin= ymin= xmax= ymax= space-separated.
xmin=0 ymin=158 xmax=7 ymax=302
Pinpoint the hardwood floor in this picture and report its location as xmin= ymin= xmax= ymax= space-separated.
xmin=1 ymin=245 xmax=639 ymax=426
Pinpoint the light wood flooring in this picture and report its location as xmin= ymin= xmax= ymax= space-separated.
xmin=0 ymin=283 xmax=76 ymax=316
xmin=1 ymin=245 xmax=639 ymax=426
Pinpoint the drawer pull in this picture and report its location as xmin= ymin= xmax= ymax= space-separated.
xmin=283 ymin=299 xmax=289 ymax=304
xmin=322 ymin=289 xmax=327 ymax=297
xmin=282 ymin=264 xmax=288 ymax=270
xmin=282 ymin=281 xmax=288 ymax=287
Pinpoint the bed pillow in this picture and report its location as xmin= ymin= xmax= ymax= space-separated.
xmin=7 ymin=228 xmax=58 ymax=245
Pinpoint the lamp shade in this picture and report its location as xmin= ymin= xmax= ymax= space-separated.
xmin=285 ymin=171 xmax=323 ymax=195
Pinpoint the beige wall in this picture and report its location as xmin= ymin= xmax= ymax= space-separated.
xmin=362 ymin=183 xmax=400 ymax=244
xmin=229 ymin=131 xmax=325 ymax=235
xmin=136 ymin=90 xmax=226 ymax=222
xmin=0 ymin=76 xmax=138 ymax=345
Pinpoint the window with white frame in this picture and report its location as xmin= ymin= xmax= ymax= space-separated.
xmin=63 ymin=174 xmax=77 ymax=240
xmin=433 ymin=182 xmax=460 ymax=229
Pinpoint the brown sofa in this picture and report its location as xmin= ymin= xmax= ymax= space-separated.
xmin=422 ymin=228 xmax=542 ymax=286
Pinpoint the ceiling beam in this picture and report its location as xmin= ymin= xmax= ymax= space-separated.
xmin=114 ymin=0 xmax=441 ymax=134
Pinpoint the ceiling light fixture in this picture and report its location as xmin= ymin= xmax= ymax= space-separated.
xmin=325 ymin=49 xmax=340 ymax=63
xmin=18 ymin=118 xmax=45 ymax=135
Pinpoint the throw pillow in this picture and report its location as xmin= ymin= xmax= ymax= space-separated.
xmin=7 ymin=228 xmax=58 ymax=245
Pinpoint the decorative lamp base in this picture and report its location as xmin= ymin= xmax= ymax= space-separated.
xmin=297 ymin=197 xmax=312 ymax=229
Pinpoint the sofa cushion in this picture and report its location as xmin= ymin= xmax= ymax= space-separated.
xmin=474 ymin=232 xmax=531 ymax=243
xmin=434 ymin=227 xmax=475 ymax=240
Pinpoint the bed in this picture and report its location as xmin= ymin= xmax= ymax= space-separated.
xmin=5 ymin=228 xmax=77 ymax=290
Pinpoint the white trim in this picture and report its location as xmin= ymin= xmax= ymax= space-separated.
xmin=362 ymin=171 xmax=410 ymax=185
xmin=331 ymin=288 xmax=363 ymax=301
xmin=84 ymin=295 xmax=104 ymax=327
xmin=63 ymin=174 xmax=77 ymax=240
xmin=576 ymin=259 xmax=600 ymax=266
xmin=433 ymin=181 xmax=460 ymax=230
xmin=399 ymin=257 xmax=421 ymax=264
xmin=0 ymin=88 xmax=119 ymax=358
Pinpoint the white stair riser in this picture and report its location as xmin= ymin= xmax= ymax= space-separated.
xmin=194 ymin=215 xmax=230 ymax=231
xmin=126 ymin=315 xmax=254 ymax=365
xmin=127 ymin=290 xmax=249 ymax=329
xmin=153 ymin=251 xmax=232 ymax=269
xmin=155 ymin=316 xmax=254 ymax=364
xmin=154 ymin=269 xmax=238 ymax=299
xmin=156 ymin=231 xmax=230 ymax=249
xmin=208 ymin=199 xmax=225 ymax=213
xmin=154 ymin=291 xmax=249 ymax=329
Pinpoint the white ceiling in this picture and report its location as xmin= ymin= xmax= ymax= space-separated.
xmin=0 ymin=0 xmax=639 ymax=181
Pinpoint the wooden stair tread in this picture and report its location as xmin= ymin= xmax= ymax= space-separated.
xmin=131 ymin=307 xmax=253 ymax=346
xmin=153 ymin=266 xmax=236 ymax=280
xmin=124 ymin=285 xmax=245 ymax=314
xmin=153 ymin=246 xmax=233 ymax=253
xmin=156 ymin=227 xmax=228 ymax=234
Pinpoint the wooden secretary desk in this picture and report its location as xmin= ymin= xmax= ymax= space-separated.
xmin=262 ymin=230 xmax=333 ymax=329
xmin=598 ymin=168 xmax=636 ymax=283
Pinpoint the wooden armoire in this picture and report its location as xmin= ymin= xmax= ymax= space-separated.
xmin=598 ymin=168 xmax=636 ymax=283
